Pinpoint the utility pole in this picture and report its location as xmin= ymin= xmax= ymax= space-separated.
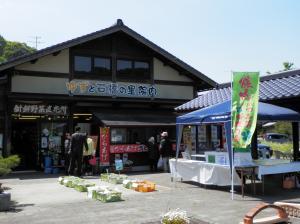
xmin=28 ymin=36 xmax=43 ymax=50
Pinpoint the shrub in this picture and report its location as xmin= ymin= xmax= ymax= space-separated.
xmin=260 ymin=140 xmax=293 ymax=153
xmin=0 ymin=155 xmax=20 ymax=176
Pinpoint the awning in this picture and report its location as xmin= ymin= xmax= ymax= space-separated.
xmin=94 ymin=112 xmax=176 ymax=127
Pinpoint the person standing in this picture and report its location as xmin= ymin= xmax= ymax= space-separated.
xmin=147 ymin=136 xmax=159 ymax=172
xmin=68 ymin=126 xmax=88 ymax=177
xmin=64 ymin=133 xmax=71 ymax=175
xmin=159 ymin=132 xmax=172 ymax=172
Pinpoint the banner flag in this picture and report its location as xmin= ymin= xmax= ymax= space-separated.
xmin=100 ymin=127 xmax=110 ymax=166
xmin=232 ymin=72 xmax=259 ymax=151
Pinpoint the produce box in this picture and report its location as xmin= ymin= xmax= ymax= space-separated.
xmin=62 ymin=176 xmax=83 ymax=188
xmin=95 ymin=190 xmax=122 ymax=202
xmin=74 ymin=182 xmax=95 ymax=192
xmin=132 ymin=180 xmax=156 ymax=192
xmin=100 ymin=173 xmax=128 ymax=184
xmin=100 ymin=173 xmax=110 ymax=182
xmin=58 ymin=176 xmax=65 ymax=185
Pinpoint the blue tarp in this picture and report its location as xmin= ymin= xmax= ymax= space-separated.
xmin=175 ymin=100 xmax=300 ymax=167
xmin=177 ymin=100 xmax=300 ymax=125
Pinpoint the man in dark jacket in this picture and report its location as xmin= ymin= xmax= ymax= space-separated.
xmin=159 ymin=132 xmax=172 ymax=172
xmin=68 ymin=126 xmax=88 ymax=177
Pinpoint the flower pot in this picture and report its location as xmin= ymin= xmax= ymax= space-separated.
xmin=0 ymin=192 xmax=11 ymax=211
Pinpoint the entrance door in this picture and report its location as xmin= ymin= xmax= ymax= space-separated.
xmin=11 ymin=121 xmax=38 ymax=170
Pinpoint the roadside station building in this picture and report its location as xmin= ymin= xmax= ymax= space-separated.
xmin=0 ymin=19 xmax=216 ymax=170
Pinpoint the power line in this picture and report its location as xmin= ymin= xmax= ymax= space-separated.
xmin=28 ymin=36 xmax=44 ymax=50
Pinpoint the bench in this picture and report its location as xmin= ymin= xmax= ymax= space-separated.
xmin=241 ymin=202 xmax=289 ymax=224
xmin=274 ymin=201 xmax=300 ymax=218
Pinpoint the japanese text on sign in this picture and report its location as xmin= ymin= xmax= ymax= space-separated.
xmin=232 ymin=72 xmax=259 ymax=150
xmin=100 ymin=127 xmax=110 ymax=166
xmin=110 ymin=144 xmax=148 ymax=154
xmin=13 ymin=104 xmax=67 ymax=115
xmin=66 ymin=81 xmax=157 ymax=98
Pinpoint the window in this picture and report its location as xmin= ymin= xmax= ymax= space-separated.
xmin=111 ymin=128 xmax=127 ymax=144
xmin=74 ymin=56 xmax=91 ymax=73
xmin=117 ymin=59 xmax=133 ymax=75
xmin=134 ymin=61 xmax=149 ymax=77
xmin=117 ymin=59 xmax=150 ymax=79
xmin=94 ymin=57 xmax=111 ymax=76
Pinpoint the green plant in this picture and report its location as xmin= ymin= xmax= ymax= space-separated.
xmin=161 ymin=209 xmax=190 ymax=224
xmin=260 ymin=140 xmax=293 ymax=153
xmin=0 ymin=155 xmax=20 ymax=193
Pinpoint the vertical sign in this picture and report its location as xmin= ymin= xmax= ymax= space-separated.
xmin=100 ymin=127 xmax=110 ymax=166
xmin=232 ymin=72 xmax=259 ymax=151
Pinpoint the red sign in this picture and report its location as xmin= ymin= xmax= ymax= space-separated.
xmin=100 ymin=127 xmax=110 ymax=166
xmin=110 ymin=144 xmax=148 ymax=154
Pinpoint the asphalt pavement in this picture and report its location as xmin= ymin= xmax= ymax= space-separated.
xmin=0 ymin=171 xmax=299 ymax=224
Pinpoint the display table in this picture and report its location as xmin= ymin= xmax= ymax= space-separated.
xmin=255 ymin=161 xmax=300 ymax=179
xmin=169 ymin=158 xmax=241 ymax=186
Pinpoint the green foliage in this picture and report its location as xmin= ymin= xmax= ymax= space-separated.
xmin=261 ymin=140 xmax=293 ymax=153
xmin=273 ymin=122 xmax=292 ymax=136
xmin=283 ymin=62 xmax=294 ymax=71
xmin=0 ymin=155 xmax=20 ymax=176
xmin=0 ymin=35 xmax=36 ymax=64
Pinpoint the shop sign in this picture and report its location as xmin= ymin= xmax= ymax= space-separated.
xmin=110 ymin=144 xmax=148 ymax=154
xmin=13 ymin=104 xmax=68 ymax=115
xmin=66 ymin=80 xmax=157 ymax=98
xmin=100 ymin=127 xmax=110 ymax=166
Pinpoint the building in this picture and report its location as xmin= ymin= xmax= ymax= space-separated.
xmin=0 ymin=19 xmax=216 ymax=170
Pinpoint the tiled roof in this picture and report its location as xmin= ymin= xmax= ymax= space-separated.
xmin=175 ymin=69 xmax=300 ymax=111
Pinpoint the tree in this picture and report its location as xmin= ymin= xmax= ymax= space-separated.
xmin=0 ymin=35 xmax=36 ymax=64
xmin=283 ymin=62 xmax=294 ymax=71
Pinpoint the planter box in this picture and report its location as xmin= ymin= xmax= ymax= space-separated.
xmin=0 ymin=192 xmax=11 ymax=211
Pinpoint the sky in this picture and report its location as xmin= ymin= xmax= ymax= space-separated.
xmin=1 ymin=0 xmax=300 ymax=83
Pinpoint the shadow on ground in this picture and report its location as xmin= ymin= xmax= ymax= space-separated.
xmin=5 ymin=201 xmax=35 ymax=213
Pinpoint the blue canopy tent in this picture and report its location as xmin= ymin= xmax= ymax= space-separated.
xmin=176 ymin=100 xmax=300 ymax=167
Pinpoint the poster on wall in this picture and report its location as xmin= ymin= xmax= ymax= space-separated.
xmin=41 ymin=137 xmax=48 ymax=149
xmin=100 ymin=127 xmax=110 ymax=166
xmin=0 ymin=133 xmax=3 ymax=149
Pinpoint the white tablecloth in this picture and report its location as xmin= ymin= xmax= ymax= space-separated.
xmin=257 ymin=162 xmax=300 ymax=179
xmin=169 ymin=159 xmax=241 ymax=186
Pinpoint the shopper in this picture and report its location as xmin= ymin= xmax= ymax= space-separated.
xmin=147 ymin=136 xmax=159 ymax=172
xmin=83 ymin=135 xmax=94 ymax=175
xmin=64 ymin=133 xmax=71 ymax=175
xmin=68 ymin=126 xmax=88 ymax=177
xmin=159 ymin=132 xmax=172 ymax=172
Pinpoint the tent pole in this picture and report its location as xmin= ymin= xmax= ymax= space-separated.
xmin=292 ymin=122 xmax=299 ymax=161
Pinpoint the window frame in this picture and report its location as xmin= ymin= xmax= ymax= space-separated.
xmin=116 ymin=58 xmax=151 ymax=81
xmin=73 ymin=54 xmax=112 ymax=78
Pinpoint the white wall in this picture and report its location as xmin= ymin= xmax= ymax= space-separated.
xmin=15 ymin=49 xmax=69 ymax=73
xmin=153 ymin=57 xmax=193 ymax=82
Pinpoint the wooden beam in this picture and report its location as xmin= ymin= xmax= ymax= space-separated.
xmin=30 ymin=59 xmax=38 ymax=64
xmin=52 ymin=51 xmax=61 ymax=56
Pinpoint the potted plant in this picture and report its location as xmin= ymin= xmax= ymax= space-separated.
xmin=0 ymin=155 xmax=20 ymax=211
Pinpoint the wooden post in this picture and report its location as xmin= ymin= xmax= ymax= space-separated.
xmin=292 ymin=122 xmax=299 ymax=161
xmin=68 ymin=103 xmax=74 ymax=133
